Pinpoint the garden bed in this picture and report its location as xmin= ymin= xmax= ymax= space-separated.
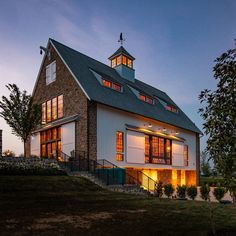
xmin=0 ymin=157 xmax=66 ymax=175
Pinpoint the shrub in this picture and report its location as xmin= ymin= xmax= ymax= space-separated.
xmin=187 ymin=185 xmax=197 ymax=200
xmin=0 ymin=158 xmax=66 ymax=175
xmin=155 ymin=181 xmax=163 ymax=198
xmin=164 ymin=184 xmax=174 ymax=198
xmin=200 ymin=184 xmax=210 ymax=201
xmin=213 ymin=187 xmax=226 ymax=202
xmin=176 ymin=185 xmax=187 ymax=199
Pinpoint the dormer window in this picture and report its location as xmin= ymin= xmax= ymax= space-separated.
xmin=158 ymin=97 xmax=179 ymax=114
xmin=166 ymin=105 xmax=178 ymax=113
xmin=102 ymin=79 xmax=122 ymax=92
xmin=139 ymin=94 xmax=153 ymax=104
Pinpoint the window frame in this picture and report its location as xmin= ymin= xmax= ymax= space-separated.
xmin=139 ymin=93 xmax=153 ymax=104
xmin=116 ymin=131 xmax=124 ymax=161
xmin=41 ymin=95 xmax=63 ymax=125
xmin=102 ymin=79 xmax=122 ymax=92
xmin=46 ymin=61 xmax=56 ymax=85
xmin=184 ymin=144 xmax=188 ymax=166
xmin=144 ymin=134 xmax=172 ymax=165
xmin=40 ymin=126 xmax=62 ymax=159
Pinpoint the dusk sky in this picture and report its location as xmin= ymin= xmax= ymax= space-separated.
xmin=0 ymin=0 xmax=235 ymax=155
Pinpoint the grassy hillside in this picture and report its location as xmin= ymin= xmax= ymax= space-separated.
xmin=0 ymin=176 xmax=235 ymax=236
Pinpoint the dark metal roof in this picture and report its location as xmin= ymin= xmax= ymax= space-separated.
xmin=50 ymin=38 xmax=202 ymax=134
xmin=108 ymin=46 xmax=135 ymax=60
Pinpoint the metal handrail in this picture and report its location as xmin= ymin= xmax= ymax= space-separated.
xmin=59 ymin=151 xmax=157 ymax=192
xmin=97 ymin=158 xmax=157 ymax=192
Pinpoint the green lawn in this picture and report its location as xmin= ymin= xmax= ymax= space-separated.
xmin=0 ymin=176 xmax=236 ymax=236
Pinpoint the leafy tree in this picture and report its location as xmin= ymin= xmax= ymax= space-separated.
xmin=199 ymin=41 xmax=236 ymax=201
xmin=200 ymin=150 xmax=212 ymax=177
xmin=0 ymin=84 xmax=41 ymax=157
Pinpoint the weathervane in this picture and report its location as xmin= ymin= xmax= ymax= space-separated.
xmin=118 ymin=32 xmax=125 ymax=46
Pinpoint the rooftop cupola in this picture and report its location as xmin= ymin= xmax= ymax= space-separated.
xmin=108 ymin=33 xmax=135 ymax=82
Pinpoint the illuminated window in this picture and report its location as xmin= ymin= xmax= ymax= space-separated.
xmin=40 ymin=132 xmax=46 ymax=143
xmin=41 ymin=95 xmax=63 ymax=125
xmin=102 ymin=79 xmax=122 ymax=92
xmin=122 ymin=55 xmax=127 ymax=65
xmin=58 ymin=95 xmax=63 ymax=118
xmin=102 ymin=79 xmax=111 ymax=88
xmin=139 ymin=94 xmax=153 ymax=104
xmin=57 ymin=127 xmax=61 ymax=139
xmin=52 ymin=97 xmax=57 ymax=120
xmin=112 ymin=83 xmax=122 ymax=92
xmin=184 ymin=145 xmax=188 ymax=166
xmin=166 ymin=105 xmax=178 ymax=113
xmin=47 ymin=100 xmax=51 ymax=122
xmin=166 ymin=139 xmax=171 ymax=159
xmin=117 ymin=55 xmax=121 ymax=65
xmin=116 ymin=131 xmax=124 ymax=161
xmin=47 ymin=143 xmax=52 ymax=158
xmin=139 ymin=94 xmax=146 ymax=101
xmin=46 ymin=129 xmax=51 ymax=141
xmin=52 ymin=128 xmax=57 ymax=140
xmin=41 ymin=102 xmax=46 ymax=124
xmin=52 ymin=142 xmax=57 ymax=157
xmin=159 ymin=138 xmax=165 ymax=158
xmin=145 ymin=135 xmax=150 ymax=163
xmin=41 ymin=144 xmax=46 ymax=157
xmin=127 ymin=58 xmax=132 ymax=68
xmin=40 ymin=127 xmax=61 ymax=159
xmin=145 ymin=135 xmax=172 ymax=165
xmin=111 ymin=58 xmax=116 ymax=68
xmin=152 ymin=137 xmax=159 ymax=157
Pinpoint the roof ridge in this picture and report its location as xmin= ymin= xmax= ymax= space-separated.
xmin=49 ymin=38 xmax=118 ymax=72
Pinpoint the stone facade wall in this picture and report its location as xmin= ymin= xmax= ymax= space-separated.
xmin=26 ymin=42 xmax=97 ymax=159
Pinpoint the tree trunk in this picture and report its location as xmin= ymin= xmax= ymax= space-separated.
xmin=24 ymin=140 xmax=26 ymax=157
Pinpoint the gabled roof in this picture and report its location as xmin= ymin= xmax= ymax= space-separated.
xmin=108 ymin=46 xmax=135 ymax=60
xmin=50 ymin=38 xmax=202 ymax=134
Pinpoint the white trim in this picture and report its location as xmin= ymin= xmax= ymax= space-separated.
xmin=50 ymin=39 xmax=91 ymax=100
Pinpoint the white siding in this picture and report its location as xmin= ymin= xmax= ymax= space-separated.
xmin=127 ymin=131 xmax=145 ymax=164
xmin=97 ymin=104 xmax=197 ymax=170
xmin=61 ymin=122 xmax=75 ymax=156
xmin=31 ymin=133 xmax=40 ymax=157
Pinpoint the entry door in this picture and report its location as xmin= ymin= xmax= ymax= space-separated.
xmin=126 ymin=130 xmax=145 ymax=164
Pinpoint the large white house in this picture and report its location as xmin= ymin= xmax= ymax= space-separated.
xmin=28 ymin=38 xmax=201 ymax=187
